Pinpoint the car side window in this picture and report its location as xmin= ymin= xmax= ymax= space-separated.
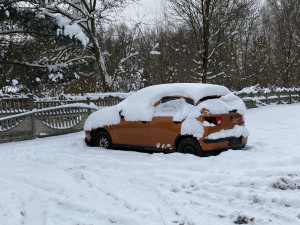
xmin=154 ymin=98 xmax=182 ymax=117
xmin=161 ymin=97 xmax=195 ymax=105
xmin=161 ymin=97 xmax=181 ymax=103
xmin=184 ymin=98 xmax=195 ymax=105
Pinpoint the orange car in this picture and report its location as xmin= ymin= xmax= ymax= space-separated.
xmin=84 ymin=83 xmax=249 ymax=156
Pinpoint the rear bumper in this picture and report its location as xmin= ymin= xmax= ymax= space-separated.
xmin=200 ymin=136 xmax=247 ymax=156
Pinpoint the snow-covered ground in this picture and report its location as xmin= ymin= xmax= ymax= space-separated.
xmin=1 ymin=104 xmax=300 ymax=225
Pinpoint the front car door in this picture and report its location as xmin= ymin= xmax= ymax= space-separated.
xmin=111 ymin=116 xmax=150 ymax=147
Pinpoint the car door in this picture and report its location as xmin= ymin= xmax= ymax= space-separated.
xmin=112 ymin=116 xmax=150 ymax=147
xmin=149 ymin=97 xmax=183 ymax=150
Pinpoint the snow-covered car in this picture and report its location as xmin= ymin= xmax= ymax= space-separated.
xmin=84 ymin=83 xmax=249 ymax=156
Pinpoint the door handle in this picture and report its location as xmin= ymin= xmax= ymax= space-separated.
xmin=173 ymin=121 xmax=182 ymax=124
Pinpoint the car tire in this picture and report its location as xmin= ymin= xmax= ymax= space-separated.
xmin=94 ymin=132 xmax=112 ymax=149
xmin=178 ymin=138 xmax=203 ymax=156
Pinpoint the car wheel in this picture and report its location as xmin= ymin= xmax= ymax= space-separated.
xmin=94 ymin=132 xmax=112 ymax=149
xmin=178 ymin=138 xmax=202 ymax=156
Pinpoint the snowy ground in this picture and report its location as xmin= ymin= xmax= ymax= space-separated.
xmin=1 ymin=104 xmax=300 ymax=225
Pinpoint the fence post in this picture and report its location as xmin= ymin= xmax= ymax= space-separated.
xmin=288 ymin=90 xmax=292 ymax=104
xmin=0 ymin=97 xmax=2 ymax=113
xmin=59 ymin=95 xmax=65 ymax=105
xmin=250 ymin=92 xmax=254 ymax=108
xmin=277 ymin=91 xmax=281 ymax=105
xmin=265 ymin=91 xmax=269 ymax=105
xmin=28 ymin=95 xmax=36 ymax=139
xmin=87 ymin=97 xmax=91 ymax=115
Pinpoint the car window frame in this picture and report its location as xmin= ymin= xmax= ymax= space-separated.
xmin=159 ymin=96 xmax=195 ymax=106
xmin=153 ymin=96 xmax=195 ymax=117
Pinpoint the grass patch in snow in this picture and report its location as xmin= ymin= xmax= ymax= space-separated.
xmin=234 ymin=215 xmax=255 ymax=224
xmin=272 ymin=176 xmax=300 ymax=190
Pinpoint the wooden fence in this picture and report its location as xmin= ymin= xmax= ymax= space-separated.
xmin=0 ymin=89 xmax=299 ymax=144
xmin=235 ymin=89 xmax=300 ymax=109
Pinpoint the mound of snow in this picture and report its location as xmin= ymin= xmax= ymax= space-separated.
xmin=207 ymin=125 xmax=250 ymax=139
xmin=84 ymin=106 xmax=121 ymax=131
xmin=198 ymin=94 xmax=246 ymax=115
xmin=3 ymin=104 xmax=300 ymax=225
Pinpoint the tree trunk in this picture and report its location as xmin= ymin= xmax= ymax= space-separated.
xmin=89 ymin=34 xmax=111 ymax=92
xmin=201 ymin=0 xmax=211 ymax=83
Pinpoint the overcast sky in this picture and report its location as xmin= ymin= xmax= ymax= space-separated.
xmin=120 ymin=0 xmax=166 ymax=27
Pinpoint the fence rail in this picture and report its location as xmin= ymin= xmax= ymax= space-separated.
xmin=0 ymin=104 xmax=98 ymax=144
xmin=0 ymin=95 xmax=123 ymax=117
xmin=1 ymin=89 xmax=299 ymax=144
xmin=235 ymin=89 xmax=300 ymax=108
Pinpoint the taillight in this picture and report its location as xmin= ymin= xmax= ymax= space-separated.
xmin=215 ymin=117 xmax=222 ymax=126
xmin=238 ymin=114 xmax=243 ymax=123
xmin=204 ymin=117 xmax=222 ymax=126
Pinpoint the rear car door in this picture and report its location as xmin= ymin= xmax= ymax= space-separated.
xmin=149 ymin=97 xmax=183 ymax=149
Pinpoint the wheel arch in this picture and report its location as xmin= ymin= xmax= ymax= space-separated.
xmin=91 ymin=128 xmax=111 ymax=146
xmin=174 ymin=134 xmax=201 ymax=152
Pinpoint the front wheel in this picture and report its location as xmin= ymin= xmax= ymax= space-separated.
xmin=178 ymin=138 xmax=202 ymax=156
xmin=93 ymin=132 xmax=112 ymax=149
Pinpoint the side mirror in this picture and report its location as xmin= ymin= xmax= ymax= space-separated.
xmin=119 ymin=110 xmax=124 ymax=119
xmin=201 ymin=108 xmax=209 ymax=115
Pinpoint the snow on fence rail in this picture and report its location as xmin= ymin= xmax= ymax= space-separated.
xmin=234 ymin=88 xmax=300 ymax=109
xmin=0 ymin=94 xmax=123 ymax=144
xmin=0 ymin=88 xmax=299 ymax=144
xmin=0 ymin=94 xmax=125 ymax=116
xmin=0 ymin=104 xmax=98 ymax=144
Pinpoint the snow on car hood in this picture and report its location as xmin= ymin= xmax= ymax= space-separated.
xmin=84 ymin=105 xmax=121 ymax=131
xmin=84 ymin=83 xmax=246 ymax=132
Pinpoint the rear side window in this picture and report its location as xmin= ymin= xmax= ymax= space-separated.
xmin=155 ymin=98 xmax=182 ymax=116
xmin=199 ymin=95 xmax=221 ymax=102
xmin=161 ymin=97 xmax=195 ymax=105
xmin=155 ymin=97 xmax=196 ymax=117
xmin=184 ymin=98 xmax=195 ymax=105
xmin=161 ymin=97 xmax=180 ymax=103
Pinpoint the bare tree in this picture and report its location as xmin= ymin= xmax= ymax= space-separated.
xmin=0 ymin=2 xmax=90 ymax=93
xmin=263 ymin=0 xmax=300 ymax=87
xmin=20 ymin=0 xmax=138 ymax=92
xmin=169 ymin=0 xmax=255 ymax=83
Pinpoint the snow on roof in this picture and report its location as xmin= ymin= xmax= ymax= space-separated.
xmin=121 ymin=83 xmax=230 ymax=104
xmin=84 ymin=83 xmax=239 ymax=131
xmin=118 ymin=83 xmax=231 ymax=121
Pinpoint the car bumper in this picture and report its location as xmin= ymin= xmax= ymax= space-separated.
xmin=200 ymin=136 xmax=248 ymax=156
xmin=85 ymin=131 xmax=92 ymax=145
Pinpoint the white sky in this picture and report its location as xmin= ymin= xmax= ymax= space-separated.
xmin=120 ymin=0 xmax=166 ymax=27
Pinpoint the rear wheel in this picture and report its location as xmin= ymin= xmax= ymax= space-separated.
xmin=178 ymin=138 xmax=202 ymax=156
xmin=94 ymin=132 xmax=112 ymax=149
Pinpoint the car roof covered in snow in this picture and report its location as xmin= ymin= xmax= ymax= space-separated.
xmin=121 ymin=83 xmax=230 ymax=106
xmin=84 ymin=83 xmax=240 ymax=131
